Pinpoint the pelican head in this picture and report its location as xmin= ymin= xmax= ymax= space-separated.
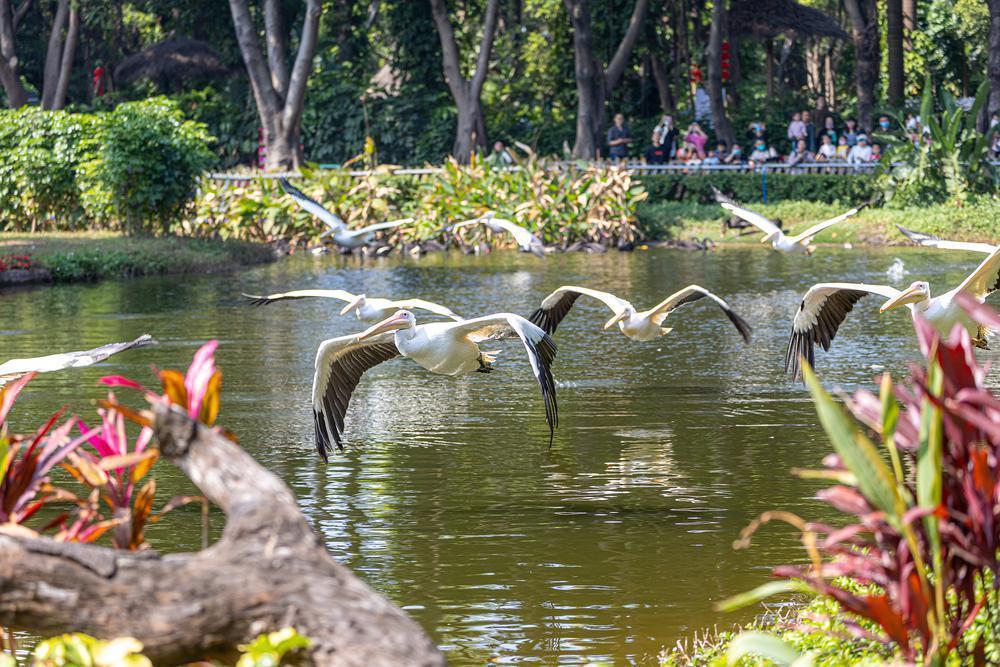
xmin=604 ymin=307 xmax=634 ymax=330
xmin=761 ymin=231 xmax=781 ymax=244
xmin=880 ymin=281 xmax=931 ymax=313
xmin=358 ymin=310 xmax=415 ymax=340
xmin=339 ymin=294 xmax=367 ymax=317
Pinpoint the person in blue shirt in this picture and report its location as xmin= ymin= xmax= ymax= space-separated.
xmin=606 ymin=113 xmax=632 ymax=160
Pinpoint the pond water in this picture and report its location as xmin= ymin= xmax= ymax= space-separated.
xmin=3 ymin=246 xmax=999 ymax=665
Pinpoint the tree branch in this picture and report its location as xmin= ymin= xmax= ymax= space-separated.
xmin=11 ymin=0 xmax=29 ymax=31
xmin=281 ymin=0 xmax=321 ymax=133
xmin=263 ymin=0 xmax=289 ymax=99
xmin=228 ymin=0 xmax=283 ymax=129
xmin=0 ymin=404 xmax=443 ymax=667
xmin=604 ymin=0 xmax=649 ymax=91
xmin=51 ymin=2 xmax=78 ymax=110
xmin=469 ymin=0 xmax=500 ymax=98
xmin=429 ymin=0 xmax=469 ymax=104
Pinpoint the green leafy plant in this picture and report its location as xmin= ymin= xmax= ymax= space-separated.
xmin=80 ymin=97 xmax=216 ymax=234
xmin=32 ymin=634 xmax=151 ymax=667
xmin=236 ymin=627 xmax=311 ymax=667
xmin=722 ymin=295 xmax=1000 ymax=664
xmin=878 ymin=76 xmax=995 ymax=206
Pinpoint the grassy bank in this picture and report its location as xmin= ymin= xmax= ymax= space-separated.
xmin=637 ymin=198 xmax=1000 ymax=246
xmin=0 ymin=232 xmax=274 ymax=285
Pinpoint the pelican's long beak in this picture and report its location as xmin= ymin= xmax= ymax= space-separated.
xmin=339 ymin=294 xmax=366 ymax=316
xmin=880 ymin=285 xmax=923 ymax=313
xmin=357 ymin=312 xmax=410 ymax=340
xmin=604 ymin=312 xmax=629 ymax=330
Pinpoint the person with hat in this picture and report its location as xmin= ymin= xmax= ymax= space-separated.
xmin=847 ymin=134 xmax=873 ymax=164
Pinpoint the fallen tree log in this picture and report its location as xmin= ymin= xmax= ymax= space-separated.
xmin=0 ymin=404 xmax=444 ymax=666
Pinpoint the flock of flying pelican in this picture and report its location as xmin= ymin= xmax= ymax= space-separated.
xmin=6 ymin=184 xmax=999 ymax=462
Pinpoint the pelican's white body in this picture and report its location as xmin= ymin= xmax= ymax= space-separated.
xmin=771 ymin=235 xmax=811 ymax=254
xmin=909 ymin=289 xmax=979 ymax=337
xmin=616 ymin=310 xmax=670 ymax=341
xmin=393 ymin=323 xmax=482 ymax=375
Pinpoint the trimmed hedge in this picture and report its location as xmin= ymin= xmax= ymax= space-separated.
xmin=639 ymin=171 xmax=878 ymax=205
xmin=0 ymin=98 xmax=215 ymax=235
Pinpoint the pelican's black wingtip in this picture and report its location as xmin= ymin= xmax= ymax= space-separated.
xmin=241 ymin=293 xmax=270 ymax=307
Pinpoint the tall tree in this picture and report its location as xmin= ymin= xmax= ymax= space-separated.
xmin=0 ymin=0 xmax=29 ymax=108
xmin=41 ymin=0 xmax=79 ymax=110
xmin=228 ymin=0 xmax=322 ymax=170
xmin=706 ymin=0 xmax=733 ymax=145
xmin=886 ymin=0 xmax=904 ymax=107
xmin=564 ymin=0 xmax=649 ymax=158
xmin=429 ymin=0 xmax=500 ymax=164
xmin=843 ymin=0 xmax=880 ymax=131
xmin=902 ymin=0 xmax=916 ymax=51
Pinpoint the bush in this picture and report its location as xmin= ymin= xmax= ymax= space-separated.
xmin=640 ymin=171 xmax=878 ymax=206
xmin=81 ymin=98 xmax=216 ymax=234
xmin=0 ymin=108 xmax=101 ymax=230
xmin=0 ymin=99 xmax=215 ymax=235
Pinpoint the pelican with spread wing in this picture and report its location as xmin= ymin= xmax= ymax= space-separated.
xmin=897 ymin=225 xmax=998 ymax=254
xmin=311 ymin=310 xmax=557 ymax=459
xmin=785 ymin=246 xmax=1000 ymax=379
xmin=443 ymin=212 xmax=546 ymax=258
xmin=713 ymin=187 xmax=869 ymax=254
xmin=243 ymin=289 xmax=463 ymax=322
xmin=529 ymin=285 xmax=752 ymax=343
xmin=0 ymin=335 xmax=155 ymax=386
xmin=279 ymin=178 xmax=412 ymax=249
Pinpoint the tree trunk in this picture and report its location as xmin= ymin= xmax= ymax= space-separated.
xmin=706 ymin=0 xmax=733 ymax=145
xmin=986 ymin=0 xmax=1000 ymax=131
xmin=0 ymin=405 xmax=444 ymax=666
xmin=429 ymin=0 xmax=500 ymax=163
xmin=844 ymin=0 xmax=880 ymax=132
xmin=764 ymin=38 xmax=774 ymax=100
xmin=50 ymin=3 xmax=78 ymax=110
xmin=887 ymin=0 xmax=904 ymax=107
xmin=41 ymin=0 xmax=69 ymax=108
xmin=0 ymin=0 xmax=26 ymax=107
xmin=649 ymin=51 xmax=674 ymax=114
xmin=229 ymin=0 xmax=321 ymax=171
xmin=902 ymin=0 xmax=915 ymax=51
xmin=564 ymin=0 xmax=649 ymax=159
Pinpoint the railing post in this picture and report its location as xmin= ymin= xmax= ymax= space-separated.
xmin=761 ymin=165 xmax=768 ymax=203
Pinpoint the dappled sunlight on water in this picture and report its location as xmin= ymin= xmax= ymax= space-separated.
xmin=4 ymin=246 xmax=1000 ymax=664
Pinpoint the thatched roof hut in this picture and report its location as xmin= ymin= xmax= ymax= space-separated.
xmin=730 ymin=0 xmax=849 ymax=40
xmin=115 ymin=37 xmax=228 ymax=88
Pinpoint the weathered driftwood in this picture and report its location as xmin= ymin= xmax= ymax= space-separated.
xmin=0 ymin=404 xmax=444 ymax=667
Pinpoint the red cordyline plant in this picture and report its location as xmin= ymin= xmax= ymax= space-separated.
xmin=0 ymin=341 xmax=220 ymax=549
xmin=0 ymin=373 xmax=94 ymax=528
xmin=724 ymin=293 xmax=1000 ymax=666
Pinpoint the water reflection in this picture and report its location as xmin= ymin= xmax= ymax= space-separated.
xmin=2 ymin=247 xmax=999 ymax=664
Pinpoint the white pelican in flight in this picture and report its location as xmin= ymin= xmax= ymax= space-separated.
xmin=712 ymin=187 xmax=869 ymax=255
xmin=279 ymin=178 xmax=412 ymax=249
xmin=442 ymin=212 xmax=546 ymax=258
xmin=243 ymin=289 xmax=463 ymax=323
xmin=311 ymin=311 xmax=557 ymax=459
xmin=529 ymin=285 xmax=752 ymax=343
xmin=0 ymin=335 xmax=155 ymax=387
xmin=785 ymin=246 xmax=1000 ymax=379
xmin=896 ymin=225 xmax=997 ymax=254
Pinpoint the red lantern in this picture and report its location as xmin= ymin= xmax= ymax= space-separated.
xmin=720 ymin=41 xmax=731 ymax=82
xmin=690 ymin=64 xmax=702 ymax=83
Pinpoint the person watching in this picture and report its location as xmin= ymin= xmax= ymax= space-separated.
xmin=815 ymin=134 xmax=837 ymax=162
xmin=606 ymin=113 xmax=633 ymax=161
xmin=847 ymin=134 xmax=873 ymax=164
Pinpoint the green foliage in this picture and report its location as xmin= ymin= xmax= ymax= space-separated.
xmin=81 ymin=98 xmax=217 ymax=234
xmin=18 ymin=628 xmax=310 ymax=667
xmin=236 ymin=627 xmax=311 ymax=667
xmin=878 ymin=78 xmax=995 ymax=206
xmin=32 ymin=635 xmax=152 ymax=667
xmin=640 ymin=172 xmax=878 ymax=207
xmin=193 ymin=147 xmax=648 ymax=247
xmin=0 ymin=108 xmax=101 ymax=230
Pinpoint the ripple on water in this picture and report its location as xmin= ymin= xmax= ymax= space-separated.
xmin=5 ymin=247 xmax=1000 ymax=664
